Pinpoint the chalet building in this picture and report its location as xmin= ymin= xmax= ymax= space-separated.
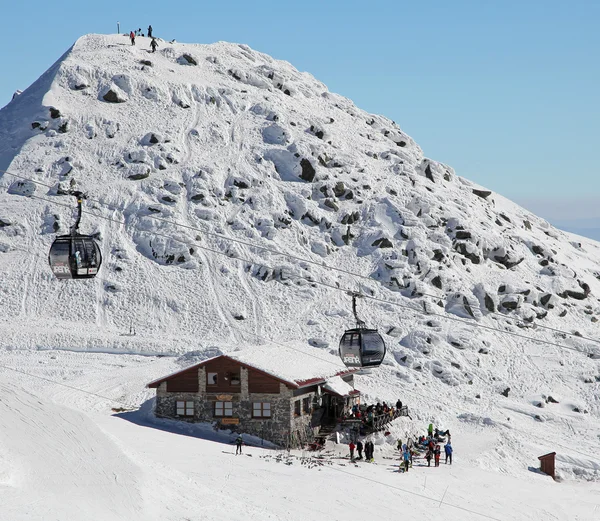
xmin=147 ymin=346 xmax=360 ymax=447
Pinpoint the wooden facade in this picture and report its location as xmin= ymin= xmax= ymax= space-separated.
xmin=166 ymin=366 xmax=199 ymax=393
xmin=248 ymin=368 xmax=281 ymax=394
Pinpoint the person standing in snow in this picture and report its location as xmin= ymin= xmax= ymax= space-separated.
xmin=364 ymin=440 xmax=372 ymax=462
xmin=357 ymin=440 xmax=363 ymax=460
xmin=150 ymin=38 xmax=158 ymax=53
xmin=235 ymin=434 xmax=243 ymax=455
xmin=434 ymin=444 xmax=441 ymax=467
xmin=130 ymin=31 xmax=136 ymax=45
xmin=428 ymin=423 xmax=433 ymax=437
xmin=349 ymin=441 xmax=356 ymax=461
xmin=445 ymin=442 xmax=453 ymax=464
xmin=148 ymin=25 xmax=153 ymax=38
xmin=426 ymin=448 xmax=433 ymax=467
xmin=397 ymin=438 xmax=402 ymax=452
xmin=402 ymin=447 xmax=410 ymax=472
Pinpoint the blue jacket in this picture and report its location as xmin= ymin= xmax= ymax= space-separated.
xmin=402 ymin=450 xmax=410 ymax=461
xmin=445 ymin=444 xmax=453 ymax=455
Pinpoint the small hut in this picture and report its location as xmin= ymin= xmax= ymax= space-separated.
xmin=538 ymin=452 xmax=557 ymax=480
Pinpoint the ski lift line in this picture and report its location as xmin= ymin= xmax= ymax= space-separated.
xmin=5 ymin=187 xmax=600 ymax=359
xmin=307 ymin=277 xmax=588 ymax=355
xmin=17 ymin=195 xmax=600 ymax=358
xmin=323 ymin=465 xmax=503 ymax=521
xmin=3 ymin=168 xmax=600 ymax=349
xmin=0 ymin=168 xmax=384 ymax=286
xmin=0 ymin=364 xmax=137 ymax=409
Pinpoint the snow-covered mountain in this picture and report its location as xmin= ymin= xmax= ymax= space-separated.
xmin=0 ymin=34 xmax=599 ymax=519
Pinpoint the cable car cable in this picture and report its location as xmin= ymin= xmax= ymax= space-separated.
xmin=1 ymin=173 xmax=599 ymax=358
xmin=2 ymin=167 xmax=599 ymax=347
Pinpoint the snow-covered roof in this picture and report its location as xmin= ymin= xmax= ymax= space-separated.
xmin=148 ymin=344 xmax=355 ymax=389
xmin=227 ymin=344 xmax=353 ymax=387
xmin=322 ymin=376 xmax=357 ymax=397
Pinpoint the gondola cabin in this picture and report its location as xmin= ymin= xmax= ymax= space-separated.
xmin=48 ymin=235 xmax=102 ymax=280
xmin=339 ymin=327 xmax=386 ymax=370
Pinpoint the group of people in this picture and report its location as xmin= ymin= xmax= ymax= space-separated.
xmin=395 ymin=424 xmax=454 ymax=472
xmin=345 ymin=398 xmax=404 ymax=429
xmin=348 ymin=439 xmax=376 ymax=462
xmin=128 ymin=25 xmax=159 ymax=52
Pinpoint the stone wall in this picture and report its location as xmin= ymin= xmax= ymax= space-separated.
xmin=154 ymin=378 xmax=323 ymax=447
xmin=289 ymin=389 xmax=321 ymax=447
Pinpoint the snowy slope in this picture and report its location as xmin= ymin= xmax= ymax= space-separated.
xmin=0 ymin=33 xmax=599 ymax=518
xmin=0 ymin=350 xmax=599 ymax=521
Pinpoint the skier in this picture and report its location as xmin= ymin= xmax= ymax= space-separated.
xmin=130 ymin=31 xmax=136 ymax=46
xmin=445 ymin=442 xmax=453 ymax=464
xmin=428 ymin=423 xmax=433 ymax=437
xmin=235 ymin=434 xmax=243 ymax=455
xmin=357 ymin=440 xmax=363 ymax=460
xmin=396 ymin=438 xmax=402 ymax=452
xmin=349 ymin=441 xmax=356 ymax=461
xmin=148 ymin=25 xmax=153 ymax=38
xmin=434 ymin=444 xmax=441 ymax=467
xmin=150 ymin=38 xmax=158 ymax=53
xmin=426 ymin=448 xmax=433 ymax=467
xmin=402 ymin=446 xmax=410 ymax=472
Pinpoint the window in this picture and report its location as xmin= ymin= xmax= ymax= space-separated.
xmin=214 ymin=401 xmax=233 ymax=417
xmin=176 ymin=400 xmax=194 ymax=416
xmin=302 ymin=397 xmax=311 ymax=414
xmin=229 ymin=373 xmax=240 ymax=386
xmin=207 ymin=372 xmax=218 ymax=386
xmin=294 ymin=400 xmax=301 ymax=416
xmin=252 ymin=402 xmax=271 ymax=418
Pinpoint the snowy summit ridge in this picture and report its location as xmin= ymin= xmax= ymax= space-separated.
xmin=0 ymin=33 xmax=599 ymax=515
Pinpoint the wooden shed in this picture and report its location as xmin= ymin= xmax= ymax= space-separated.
xmin=538 ymin=452 xmax=557 ymax=480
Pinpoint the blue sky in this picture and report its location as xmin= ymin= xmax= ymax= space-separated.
xmin=1 ymin=0 xmax=598 ymax=227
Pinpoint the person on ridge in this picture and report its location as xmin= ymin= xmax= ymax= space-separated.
xmin=150 ymin=38 xmax=158 ymax=53
xmin=130 ymin=31 xmax=136 ymax=46
xmin=235 ymin=434 xmax=243 ymax=455
xmin=148 ymin=25 xmax=153 ymax=38
xmin=428 ymin=423 xmax=433 ymax=437
xmin=349 ymin=441 xmax=356 ymax=461
xmin=445 ymin=442 xmax=453 ymax=464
